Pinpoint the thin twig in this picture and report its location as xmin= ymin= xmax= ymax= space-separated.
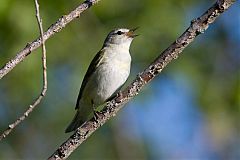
xmin=48 ymin=0 xmax=236 ymax=159
xmin=0 ymin=0 xmax=101 ymax=79
xmin=0 ymin=0 xmax=47 ymax=141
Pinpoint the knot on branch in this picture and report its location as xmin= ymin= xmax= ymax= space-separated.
xmin=191 ymin=18 xmax=207 ymax=35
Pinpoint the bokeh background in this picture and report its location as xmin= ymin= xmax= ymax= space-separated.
xmin=0 ymin=0 xmax=239 ymax=159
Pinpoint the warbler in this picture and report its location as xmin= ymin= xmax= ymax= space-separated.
xmin=65 ymin=28 xmax=138 ymax=132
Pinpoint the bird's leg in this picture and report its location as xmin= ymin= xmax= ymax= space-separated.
xmin=115 ymin=91 xmax=123 ymax=103
xmin=91 ymin=100 xmax=101 ymax=122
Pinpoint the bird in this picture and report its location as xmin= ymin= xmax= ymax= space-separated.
xmin=65 ymin=28 xmax=138 ymax=133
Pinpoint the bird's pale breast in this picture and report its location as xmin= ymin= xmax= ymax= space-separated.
xmin=81 ymin=50 xmax=131 ymax=107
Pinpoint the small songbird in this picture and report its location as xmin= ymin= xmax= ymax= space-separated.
xmin=65 ymin=28 xmax=138 ymax=132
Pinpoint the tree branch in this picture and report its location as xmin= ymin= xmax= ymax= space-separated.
xmin=0 ymin=0 xmax=48 ymax=141
xmin=0 ymin=0 xmax=101 ymax=80
xmin=48 ymin=0 xmax=236 ymax=159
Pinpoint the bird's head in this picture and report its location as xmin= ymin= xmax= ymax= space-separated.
xmin=103 ymin=28 xmax=138 ymax=47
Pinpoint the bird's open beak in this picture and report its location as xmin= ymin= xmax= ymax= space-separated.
xmin=126 ymin=27 xmax=139 ymax=38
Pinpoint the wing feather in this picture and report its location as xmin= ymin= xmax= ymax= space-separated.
xmin=75 ymin=49 xmax=105 ymax=109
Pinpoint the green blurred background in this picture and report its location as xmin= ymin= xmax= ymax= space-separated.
xmin=0 ymin=0 xmax=239 ymax=159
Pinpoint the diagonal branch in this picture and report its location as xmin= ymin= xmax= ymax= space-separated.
xmin=0 ymin=0 xmax=48 ymax=141
xmin=0 ymin=0 xmax=101 ymax=80
xmin=48 ymin=0 xmax=236 ymax=159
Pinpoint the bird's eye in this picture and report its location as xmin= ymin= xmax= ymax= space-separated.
xmin=116 ymin=31 xmax=123 ymax=35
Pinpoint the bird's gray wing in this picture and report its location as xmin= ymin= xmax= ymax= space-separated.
xmin=75 ymin=49 xmax=105 ymax=109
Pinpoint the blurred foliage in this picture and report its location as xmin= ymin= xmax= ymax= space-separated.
xmin=0 ymin=0 xmax=239 ymax=159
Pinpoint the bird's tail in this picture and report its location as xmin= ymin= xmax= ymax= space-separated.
xmin=65 ymin=110 xmax=85 ymax=133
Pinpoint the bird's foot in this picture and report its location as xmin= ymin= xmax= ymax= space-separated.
xmin=93 ymin=110 xmax=101 ymax=122
xmin=115 ymin=91 xmax=123 ymax=103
